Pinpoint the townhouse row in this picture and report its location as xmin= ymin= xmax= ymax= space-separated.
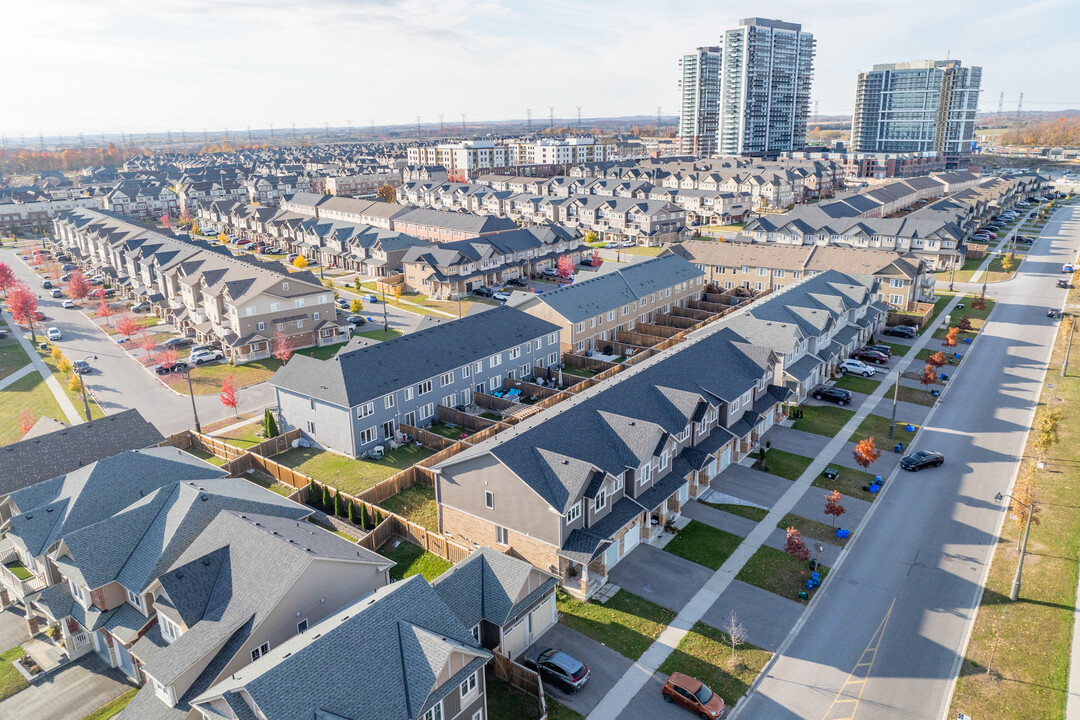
xmin=53 ymin=209 xmax=347 ymax=363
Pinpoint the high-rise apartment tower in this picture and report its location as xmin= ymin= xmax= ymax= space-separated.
xmin=678 ymin=46 xmax=722 ymax=157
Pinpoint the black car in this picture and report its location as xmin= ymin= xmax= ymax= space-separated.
xmin=900 ymin=450 xmax=944 ymax=471
xmin=473 ymin=287 xmax=495 ymax=298
xmin=883 ymin=325 xmax=917 ymax=339
xmin=161 ymin=337 xmax=194 ymax=349
xmin=524 ymin=647 xmax=590 ymax=692
xmin=866 ymin=344 xmax=892 ymax=357
xmin=506 ymin=277 xmax=528 ymax=287
xmin=0 ymin=329 xmax=7 ymax=340
xmin=336 ymin=298 xmax=351 ymax=309
xmin=813 ymin=386 xmax=854 ymax=406
xmin=1057 ymin=279 xmax=1070 ymax=289
xmin=346 ymin=315 xmax=367 ymax=325
xmin=155 ymin=361 xmax=189 ymax=375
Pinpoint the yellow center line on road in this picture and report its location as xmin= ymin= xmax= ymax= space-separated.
xmin=821 ymin=598 xmax=896 ymax=720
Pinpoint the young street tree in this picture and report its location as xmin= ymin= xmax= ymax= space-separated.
xmin=293 ymin=256 xmax=308 ymax=270
xmin=7 ymin=283 xmax=39 ymax=342
xmin=19 ymin=409 xmax=35 ymax=436
xmin=942 ymin=327 xmax=959 ymax=347
xmin=264 ymin=408 xmax=279 ymax=438
xmin=68 ymin=271 xmax=91 ymax=303
xmin=1000 ymin=251 xmax=1015 ymax=274
xmin=956 ymin=316 xmax=973 ymax=334
xmin=271 ymin=329 xmax=294 ymax=363
xmin=783 ymin=526 xmax=810 ymax=579
xmin=723 ymin=609 xmax=749 ymax=668
xmin=824 ymin=490 xmax=847 ymax=527
xmin=1011 ymin=467 xmax=1040 ymax=540
xmin=136 ymin=331 xmax=158 ymax=361
xmin=96 ymin=298 xmax=114 ymax=327
xmin=852 ymin=436 xmax=882 ymax=469
xmin=115 ymin=313 xmax=139 ymax=342
xmin=555 ymin=255 xmax=574 ymax=279
xmin=220 ymin=374 xmax=239 ymax=416
xmin=927 ymin=351 xmax=949 ymax=369
xmin=920 ymin=363 xmax=938 ymax=390
xmin=350 ymin=298 xmax=364 ymax=313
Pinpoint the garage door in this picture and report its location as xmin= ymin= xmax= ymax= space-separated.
xmin=503 ymin=618 xmax=528 ymax=659
xmin=529 ymin=595 xmax=556 ymax=642
xmin=719 ymin=447 xmax=732 ymax=472
xmin=763 ymin=410 xmax=775 ymax=431
xmin=623 ymin=523 xmax=640 ymax=555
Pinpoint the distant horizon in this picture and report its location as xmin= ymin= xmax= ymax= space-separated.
xmin=2 ymin=0 xmax=1077 ymax=137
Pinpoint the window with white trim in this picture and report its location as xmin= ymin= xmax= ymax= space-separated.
xmin=440 ymin=372 xmax=454 ymax=387
xmin=485 ymin=491 xmax=494 ymax=509
xmin=659 ymin=450 xmax=669 ymax=471
xmin=495 ymin=526 xmax=508 ymax=545
xmin=419 ymin=403 xmax=434 ymax=419
xmin=460 ymin=671 xmax=478 ymax=699
xmin=296 ymin=619 xmax=309 ymax=634
xmin=356 ymin=402 xmax=374 ymax=419
xmin=403 ymin=386 xmax=414 ymax=402
xmin=418 ymin=380 xmax=432 ymax=395
xmin=566 ymin=502 xmax=581 ymax=524
xmin=270 ymin=302 xmax=281 ymax=312
xmin=548 ymin=332 xmax=558 ymax=344
xmin=250 ymin=642 xmax=270 ymax=662
xmin=462 ymin=365 xmax=471 ymax=378
xmin=594 ymin=489 xmax=607 ymax=512
xmin=639 ymin=463 xmax=652 ymax=485
xmin=294 ymin=298 xmax=305 ymax=308
xmin=384 ymin=394 xmax=395 ymax=409
xmin=360 ymin=426 xmax=377 ymax=444
xmin=489 ymin=354 xmax=502 ymax=368
xmin=126 ymin=589 xmax=142 ymax=610
xmin=510 ymin=346 xmax=521 ymax=360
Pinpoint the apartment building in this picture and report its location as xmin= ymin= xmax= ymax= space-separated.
xmin=176 ymin=179 xmax=247 ymax=215
xmin=851 ymin=60 xmax=982 ymax=168
xmin=102 ymin=181 xmax=180 ymax=218
xmin=0 ymin=195 xmax=103 ymax=231
xmin=402 ymin=225 xmax=585 ymax=299
xmin=408 ymin=138 xmax=614 ymax=179
xmin=507 ymin=254 xmax=705 ymax=353
xmin=271 ymin=306 xmax=561 ymax=457
xmin=666 ymin=240 xmax=933 ymax=308
xmin=562 ymin=196 xmax=686 ymax=246
xmin=53 ymin=210 xmax=346 ymax=363
xmin=324 ymin=169 xmax=403 ymax=197
xmin=678 ymin=46 xmax=723 ymax=157
xmin=783 ymin=150 xmax=951 ymax=181
xmin=718 ymin=18 xmax=816 ymax=156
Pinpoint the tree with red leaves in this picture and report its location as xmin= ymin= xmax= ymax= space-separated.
xmin=783 ymin=527 xmax=810 ymax=587
xmin=220 ymin=374 xmax=239 ymax=416
xmin=555 ymin=255 xmax=574 ymax=280
xmin=853 ymin=436 xmax=882 ymax=469
xmin=31 ymin=249 xmax=43 ymax=267
xmin=19 ymin=409 xmax=35 ymax=436
xmin=96 ymin=299 xmax=114 ymax=327
xmin=941 ymin=327 xmax=958 ymax=347
xmin=68 ymin=271 xmax=91 ymax=302
xmin=271 ymin=328 xmax=294 ymax=363
xmin=927 ymin=351 xmax=949 ymax=368
xmin=0 ymin=262 xmax=16 ymax=298
xmin=972 ymin=295 xmax=987 ymax=311
xmin=824 ymin=490 xmax=847 ymax=527
xmin=136 ymin=330 xmax=157 ymax=361
xmin=920 ymin=363 xmax=938 ymax=389
xmin=115 ymin=313 xmax=139 ymax=341
xmin=956 ymin=316 xmax=973 ymax=334
xmin=158 ymin=347 xmax=179 ymax=368
xmin=160 ymin=214 xmax=172 ymax=228
xmin=7 ymin=283 xmax=39 ymax=342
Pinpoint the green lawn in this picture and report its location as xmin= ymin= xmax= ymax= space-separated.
xmin=275 ymin=445 xmax=435 ymax=496
xmin=378 ymin=485 xmax=438 ymax=532
xmin=80 ymin=688 xmax=139 ymax=720
xmin=295 ymin=342 xmax=349 ymax=360
xmin=792 ymin=405 xmax=855 ymax=438
xmin=875 ymin=341 xmax=911 ymax=357
xmin=849 ymin=414 xmax=919 ymax=453
xmin=486 ymin=676 xmax=542 ymax=720
xmin=3 ymin=561 xmax=32 ymax=581
xmin=243 ymin=469 xmax=295 ymax=497
xmin=380 ymin=539 xmax=452 ymax=581
xmin=812 ymin=466 xmax=882 ymax=503
xmin=915 ymin=346 xmax=963 ymax=365
xmin=620 ymin=246 xmax=664 ymax=256
xmin=664 ymin=520 xmax=744 ymax=570
xmin=756 ymin=448 xmax=812 ymax=481
xmin=479 ymin=411 xmax=502 ymax=421
xmin=884 ymin=382 xmax=937 ymax=407
xmin=0 ymin=646 xmax=28 ymax=701
xmin=36 ymin=346 xmax=104 ymax=420
xmin=736 ymin=545 xmax=829 ymax=603
xmin=218 ymin=420 xmax=265 ymax=449
xmin=163 ymin=357 xmax=281 ymax=395
xmin=307 ymin=516 xmax=357 ymax=542
xmin=831 ymin=374 xmax=881 ymax=395
xmin=777 ymin=512 xmax=848 ymax=548
xmin=354 ymin=328 xmax=403 ymax=342
xmin=182 ymin=447 xmax=228 ymax=467
xmin=0 ymin=332 xmax=31 ymax=383
xmin=0 ymin=371 xmax=66 ymax=446
xmin=556 ymin=589 xmax=675 ymax=661
xmin=699 ymin=501 xmax=769 ymax=522
xmin=427 ymin=422 xmax=471 ymax=441
xmin=561 ymin=366 xmax=597 ymax=378
xmin=658 ymin=621 xmax=772 ymax=710
xmin=546 ymin=698 xmax=585 ymax=720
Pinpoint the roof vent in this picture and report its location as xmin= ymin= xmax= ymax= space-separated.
xmin=46 ymin=507 xmax=53 ymax=513
xmin=25 ymin=515 xmax=32 ymax=520
xmin=176 ymin=571 xmax=184 ymax=579
xmin=200 ymin=495 xmax=208 ymax=501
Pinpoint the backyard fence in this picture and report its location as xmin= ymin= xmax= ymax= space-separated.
xmin=489 ymin=655 xmax=547 ymax=718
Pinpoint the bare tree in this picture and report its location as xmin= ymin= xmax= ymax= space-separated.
xmin=724 ymin=609 xmax=748 ymax=669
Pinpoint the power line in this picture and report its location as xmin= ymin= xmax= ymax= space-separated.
xmin=577 ymin=106 xmax=582 ymax=131
xmin=416 ymin=116 xmax=421 ymax=135
xmin=438 ymin=114 xmax=444 ymax=134
xmin=997 ymin=91 xmax=1004 ymax=116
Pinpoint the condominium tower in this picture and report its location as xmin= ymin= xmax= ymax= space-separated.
xmin=678 ymin=46 xmax=722 ymax=157
xmin=717 ymin=18 xmax=816 ymax=157
xmin=851 ymin=60 xmax=982 ymax=167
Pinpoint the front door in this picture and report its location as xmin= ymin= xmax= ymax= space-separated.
xmin=93 ymin=630 xmax=111 ymax=664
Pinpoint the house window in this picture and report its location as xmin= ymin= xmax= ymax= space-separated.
xmin=594 ymin=490 xmax=607 ymax=512
xmin=489 ymin=354 xmax=502 ymax=368
xmin=309 ymin=398 xmax=316 ymax=411
xmin=384 ymin=394 xmax=395 ymax=409
xmin=485 ymin=491 xmax=494 ymax=509
xmin=256 ymin=322 xmax=265 ymax=331
xmin=297 ymin=619 xmax=309 ymax=634
xmin=520 ymin=363 xmax=530 ymax=377
xmin=488 ymin=377 xmax=500 ymax=392
xmin=270 ymin=302 xmax=281 ymax=312
xmin=296 ymin=320 xmax=303 ymax=329
xmin=418 ymin=380 xmax=432 ymax=394
xmin=640 ymin=463 xmax=652 ymax=485
xmin=442 ymin=393 xmax=457 ymax=408
xmin=403 ymin=387 xmax=414 ymax=402
xmin=356 ymin=402 xmax=374 ymax=419
xmin=126 ymin=589 xmax=142 ymax=609
xmin=576 ymin=322 xmax=585 ymax=333
xmin=774 ymin=269 xmax=785 ymax=278
xmin=607 ymin=311 xmax=615 ymax=321
xmin=510 ymin=346 xmax=521 ymax=360
xmin=548 ymin=332 xmax=558 ymax=344
xmin=496 ymin=526 xmax=508 ymax=545
xmin=890 ymin=294 xmax=904 ymax=305
xmin=460 ymin=671 xmax=478 ymax=699
xmin=294 ymin=298 xmax=305 ymax=308
xmin=440 ymin=372 xmax=454 ymax=387
xmin=462 ymin=365 xmax=471 ymax=378
xmin=471 ymin=625 xmax=481 ymax=642
xmin=360 ymin=427 xmax=377 ymax=444
xmin=306 ymin=420 xmax=315 ymax=434
xmin=659 ymin=450 xmax=669 ymax=470
xmin=245 ymin=306 xmax=256 ymax=316
xmin=566 ymin=502 xmax=581 ymax=524
xmin=250 ymin=642 xmax=270 ymax=662
xmin=890 ymin=279 xmax=904 ymax=288
xmin=313 ymin=312 xmax=320 ymax=321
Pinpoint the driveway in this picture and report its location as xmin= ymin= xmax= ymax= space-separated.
xmin=871 ymin=397 xmax=933 ymax=426
xmin=682 ymin=501 xmax=756 ymax=537
xmin=832 ymin=441 xmax=903 ymax=475
xmin=763 ymin=527 xmax=842 ymax=568
xmin=701 ymin=580 xmax=805 ymax=653
xmin=625 ymin=675 xmax=696 ymax=720
xmin=710 ymin=464 xmax=793 ymax=508
xmin=607 ymin=544 xmax=713 ymax=612
xmin=528 ymin=623 xmax=630 ymax=716
xmin=0 ymin=606 xmax=29 ymax=652
xmin=790 ymin=488 xmax=870 ymax=529
xmin=762 ymin=425 xmax=830 ymax=458
xmin=0 ymin=653 xmax=134 ymax=720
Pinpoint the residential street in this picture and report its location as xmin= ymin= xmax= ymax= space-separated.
xmin=732 ymin=205 xmax=1080 ymax=719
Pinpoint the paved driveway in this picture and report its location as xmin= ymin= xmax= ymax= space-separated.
xmin=763 ymin=527 xmax=842 ymax=568
xmin=871 ymin=397 xmax=933 ymax=426
xmin=625 ymin=675 xmax=695 ymax=720
xmin=528 ymin=623 xmax=631 ymax=716
xmin=682 ymin=501 xmax=756 ymax=537
xmin=762 ymin=425 xmax=830 ymax=458
xmin=832 ymin=442 xmax=903 ymax=475
xmin=0 ymin=606 xmax=29 ymax=652
xmin=702 ymin=580 xmax=805 ymax=653
xmin=0 ymin=653 xmax=134 ymax=720
xmin=607 ymin=544 xmax=713 ymax=612
xmin=790 ymin=488 xmax=870 ymax=528
xmin=710 ymin=464 xmax=793 ymax=508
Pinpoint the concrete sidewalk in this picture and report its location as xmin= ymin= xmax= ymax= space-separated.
xmin=2 ymin=310 xmax=82 ymax=424
xmin=0 ymin=363 xmax=35 ymax=391
xmin=587 ymin=294 xmax=958 ymax=720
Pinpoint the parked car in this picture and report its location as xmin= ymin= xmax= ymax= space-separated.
xmin=62 ymin=299 xmax=75 ymax=309
xmin=976 ymin=231 xmax=997 ymax=240
xmin=286 ymin=253 xmax=299 ymax=262
xmin=61 ymin=263 xmax=77 ymax=271
xmin=161 ymin=337 xmax=194 ymax=349
xmin=102 ymin=288 xmax=117 ymax=298
xmin=900 ymin=450 xmax=944 ymax=471
xmin=155 ymin=361 xmax=188 ymax=375
xmin=813 ymin=386 xmax=854 ymax=406
xmin=851 ymin=348 xmax=889 ymax=365
xmin=883 ymin=325 xmax=918 ymax=339
xmin=493 ymin=291 xmax=510 ymax=301
xmin=866 ymin=344 xmax=892 ymax=357
xmin=235 ymin=239 xmax=252 ymax=246
xmin=580 ymin=257 xmax=601 ymax=267
xmin=1063 ymin=265 xmax=1075 ymax=274
xmin=50 ymin=288 xmax=63 ymax=298
xmin=346 ymin=315 xmax=367 ymax=326
xmin=0 ymin=329 xmax=7 ymax=340
xmin=46 ymin=327 xmax=62 ymax=341
xmin=1058 ymin=279 xmax=1071 ymax=289
xmin=473 ymin=287 xmax=494 ymax=298
xmin=542 ymin=267 xmax=559 ymax=277
xmin=506 ymin=277 xmax=528 ymax=287
xmin=131 ymin=302 xmax=150 ymax=313
xmin=839 ymin=359 xmax=876 ymax=377
xmin=1015 ymin=235 xmax=1033 ymax=244
xmin=55 ymin=255 xmax=71 ymax=263
xmin=189 ymin=348 xmax=224 ymax=365
xmin=72 ymin=360 xmax=91 ymax=374
xmin=524 ymin=647 xmax=590 ymax=692
xmin=40 ymin=279 xmax=52 ymax=289
xmin=336 ymin=298 xmax=350 ymax=309
xmin=662 ymin=672 xmax=725 ymax=719
xmin=1049 ymin=307 xmax=1063 ymax=320
xmin=363 ymin=293 xmax=379 ymax=303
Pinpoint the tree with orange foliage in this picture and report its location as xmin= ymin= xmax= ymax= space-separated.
xmin=0 ymin=262 xmax=16 ymax=298
xmin=19 ymin=409 xmax=35 ymax=435
xmin=7 ymin=283 xmax=39 ymax=342
xmin=942 ymin=327 xmax=958 ymax=347
xmin=824 ymin=490 xmax=847 ymax=527
xmin=96 ymin=299 xmax=114 ymax=327
xmin=853 ymin=436 xmax=882 ymax=469
xmin=271 ymin=329 xmax=294 ymax=363
xmin=68 ymin=271 xmax=91 ymax=302
xmin=136 ymin=330 xmax=157 ymax=361
xmin=920 ymin=363 xmax=938 ymax=389
xmin=927 ymin=351 xmax=949 ymax=368
xmin=115 ymin=313 xmax=139 ymax=341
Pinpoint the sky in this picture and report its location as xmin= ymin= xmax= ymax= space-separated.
xmin=2 ymin=0 xmax=1079 ymax=138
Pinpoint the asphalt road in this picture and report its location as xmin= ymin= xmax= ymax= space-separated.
xmin=733 ymin=204 xmax=1080 ymax=720
xmin=2 ymin=248 xmax=274 ymax=435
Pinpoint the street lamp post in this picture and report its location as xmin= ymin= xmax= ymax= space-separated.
xmin=888 ymin=366 xmax=900 ymax=439
xmin=183 ymin=369 xmax=201 ymax=434
xmin=381 ymin=287 xmax=388 ymax=331
xmin=995 ymin=491 xmax=1035 ymax=601
xmin=76 ymin=355 xmax=98 ymax=421
xmin=948 ymin=254 xmax=957 ymax=293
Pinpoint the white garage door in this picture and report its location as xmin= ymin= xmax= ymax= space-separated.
xmin=623 ymin=523 xmax=640 ymax=555
xmin=719 ymin=447 xmax=732 ymax=472
xmin=503 ymin=618 xmax=528 ymax=659
xmin=529 ymin=595 xmax=556 ymax=642
xmin=763 ymin=409 xmax=775 ymax=431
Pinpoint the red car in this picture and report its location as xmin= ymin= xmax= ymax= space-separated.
xmin=851 ymin=348 xmax=889 ymax=365
xmin=663 ymin=673 xmax=725 ymax=718
xmin=977 ymin=230 xmax=997 ymax=239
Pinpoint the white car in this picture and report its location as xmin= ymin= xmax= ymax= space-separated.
xmin=542 ymin=267 xmax=559 ymax=277
xmin=189 ymin=348 xmax=224 ymax=365
xmin=46 ymin=327 xmax=62 ymax=341
xmin=493 ymin=292 xmax=510 ymax=301
xmin=839 ymin=359 xmax=875 ymax=377
xmin=62 ymin=300 xmax=75 ymax=309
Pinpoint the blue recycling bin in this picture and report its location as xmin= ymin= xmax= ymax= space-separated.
xmin=869 ymin=484 xmax=880 ymax=493
xmin=964 ymin=337 xmax=972 ymax=344
xmin=894 ymin=442 xmax=903 ymax=453
xmin=940 ymin=373 xmax=949 ymax=381
xmin=905 ymin=424 xmax=914 ymax=432
xmin=875 ymin=475 xmax=883 ymax=484
xmin=811 ymin=572 xmax=820 ymax=582
xmin=931 ymin=389 xmax=940 ymax=397
xmin=955 ymin=352 xmax=962 ymax=359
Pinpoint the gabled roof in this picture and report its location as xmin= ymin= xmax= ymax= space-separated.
xmin=432 ymin=547 xmax=559 ymax=630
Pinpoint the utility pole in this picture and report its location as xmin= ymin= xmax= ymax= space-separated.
xmin=997 ymin=91 xmax=1004 ymax=118
xmin=656 ymin=106 xmax=662 ymax=131
xmin=888 ymin=366 xmax=900 ymax=439
xmin=416 ymin=116 xmax=421 ymax=135
xmin=1063 ymin=319 xmax=1075 ymax=378
xmin=438 ymin=114 xmax=444 ymax=134
xmin=996 ymin=492 xmax=1034 ymax=601
xmin=577 ymin=106 xmax=582 ymax=132
xmin=185 ymin=369 xmax=201 ymax=434
xmin=1016 ymin=93 xmax=1024 ymax=123
xmin=369 ymin=120 xmax=375 ymax=137
xmin=247 ymin=125 xmax=252 ymax=142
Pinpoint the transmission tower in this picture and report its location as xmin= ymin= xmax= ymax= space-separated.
xmin=656 ymin=106 xmax=662 ymax=130
xmin=526 ymin=108 xmax=532 ymax=133
xmin=460 ymin=113 xmax=466 ymax=134
xmin=202 ymin=129 xmax=207 ymax=143
xmin=181 ymin=129 xmax=186 ymax=143
xmin=997 ymin=92 xmax=1004 ymax=117
xmin=224 ymin=128 xmax=230 ymax=141
xmin=438 ymin=114 xmax=444 ymax=134
xmin=1016 ymin=93 xmax=1023 ymax=122
xmin=292 ymin=123 xmax=297 ymax=140
xmin=548 ymin=106 xmax=554 ymax=130
xmin=577 ymin=106 xmax=582 ymax=131
xmin=324 ymin=122 xmax=329 ymax=140
xmin=247 ymin=125 xmax=252 ymax=141
xmin=269 ymin=124 xmax=274 ymax=139
xmin=416 ymin=116 xmax=421 ymax=135
xmin=814 ymin=101 xmax=819 ymax=123
xmin=79 ymin=132 xmax=85 ymax=148
xmin=369 ymin=120 xmax=375 ymax=137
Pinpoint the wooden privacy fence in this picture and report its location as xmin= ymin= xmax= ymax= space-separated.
xmin=157 ymin=428 xmax=301 ymax=462
xmin=489 ymin=655 xmax=547 ymax=717
xmin=436 ymin=405 xmax=499 ymax=433
xmin=651 ymin=314 xmax=697 ymax=329
xmin=503 ymin=377 xmax=563 ymax=401
xmin=248 ymin=429 xmax=303 ymax=458
xmin=688 ymin=299 xmax=729 ymax=314
xmin=474 ymin=391 xmax=518 ymax=412
xmin=888 ymin=301 xmax=934 ymax=328
xmin=670 ymin=306 xmax=716 ymax=322
xmin=634 ymin=322 xmax=681 ymax=338
xmin=612 ymin=330 xmax=664 ymax=348
xmin=400 ymin=423 xmax=458 ymax=452
xmin=560 ymin=353 xmax=618 ymax=373
xmin=358 ymin=514 xmax=473 ymax=564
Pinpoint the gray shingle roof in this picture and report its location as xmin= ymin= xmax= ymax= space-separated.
xmin=271 ymin=306 xmax=559 ymax=408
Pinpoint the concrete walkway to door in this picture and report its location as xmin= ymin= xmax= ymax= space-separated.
xmin=0 ymin=654 xmax=135 ymax=720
